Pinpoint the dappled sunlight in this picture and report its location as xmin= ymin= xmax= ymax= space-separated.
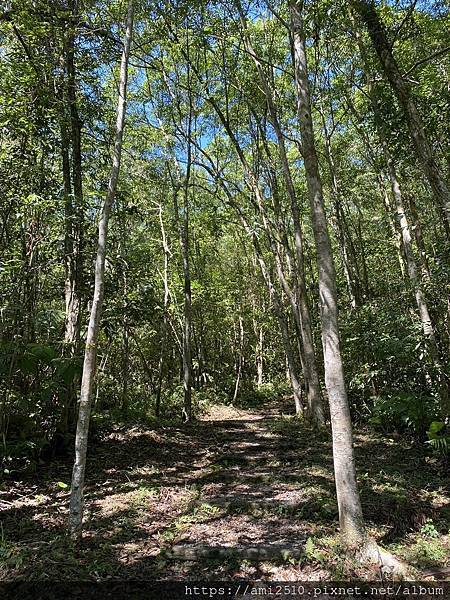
xmin=1 ymin=397 xmax=448 ymax=581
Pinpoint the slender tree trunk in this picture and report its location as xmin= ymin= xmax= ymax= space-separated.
xmin=321 ymin=126 xmax=360 ymax=309
xmin=60 ymin=6 xmax=83 ymax=433
xmin=61 ymin=112 xmax=77 ymax=353
xmin=121 ymin=334 xmax=130 ymax=410
xmin=60 ymin=113 xmax=76 ymax=434
xmin=256 ymin=325 xmax=264 ymax=387
xmin=173 ymin=177 xmax=193 ymax=421
xmin=131 ymin=330 xmax=155 ymax=398
xmin=65 ymin=0 xmax=83 ymax=355
xmin=352 ymin=0 xmax=450 ymax=235
xmin=121 ymin=270 xmax=129 ymax=414
xmin=156 ymin=203 xmax=170 ymax=418
xmin=290 ymin=1 xmax=368 ymax=546
xmin=279 ymin=307 xmax=304 ymax=415
xmin=69 ymin=1 xmax=134 ymax=537
xmin=385 ymin=150 xmax=449 ymax=415
xmin=379 ymin=174 xmax=407 ymax=278
xmin=232 ymin=315 xmax=244 ymax=403
xmin=181 ymin=187 xmax=193 ymax=421
xmin=406 ymin=193 xmax=431 ymax=279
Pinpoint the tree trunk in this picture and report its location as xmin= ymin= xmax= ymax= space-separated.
xmin=66 ymin=0 xmax=83 ymax=351
xmin=232 ymin=315 xmax=244 ymax=403
xmin=279 ymin=307 xmax=304 ymax=415
xmin=181 ymin=183 xmax=193 ymax=421
xmin=121 ymin=270 xmax=129 ymax=414
xmin=256 ymin=324 xmax=264 ymax=388
xmin=69 ymin=0 xmax=134 ymax=538
xmin=290 ymin=1 xmax=367 ymax=546
xmin=173 ymin=177 xmax=193 ymax=421
xmin=385 ymin=149 xmax=449 ymax=415
xmin=406 ymin=193 xmax=431 ymax=279
xmin=352 ymin=0 xmax=450 ymax=235
xmin=258 ymin=251 xmax=304 ymax=415
xmin=321 ymin=125 xmax=360 ymax=309
xmin=60 ymin=113 xmax=76 ymax=434
xmin=156 ymin=203 xmax=170 ymax=418
xmin=379 ymin=175 xmax=407 ymax=278
xmin=60 ymin=4 xmax=83 ymax=433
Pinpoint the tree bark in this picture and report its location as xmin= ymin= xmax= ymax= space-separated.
xmin=172 ymin=177 xmax=193 ymax=421
xmin=66 ymin=0 xmax=84 ymax=350
xmin=69 ymin=0 xmax=134 ymax=538
xmin=156 ymin=203 xmax=171 ymax=418
xmin=290 ymin=1 xmax=368 ymax=546
xmin=256 ymin=324 xmax=264 ymax=388
xmin=232 ymin=315 xmax=244 ymax=403
xmin=379 ymin=175 xmax=407 ymax=278
xmin=60 ymin=112 xmax=77 ymax=434
xmin=406 ymin=193 xmax=431 ymax=279
xmin=116 ymin=196 xmax=130 ymax=414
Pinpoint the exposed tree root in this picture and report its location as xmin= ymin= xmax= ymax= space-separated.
xmin=194 ymin=497 xmax=303 ymax=513
xmin=359 ymin=538 xmax=415 ymax=580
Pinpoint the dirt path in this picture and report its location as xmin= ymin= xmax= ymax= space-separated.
xmin=1 ymin=400 xmax=449 ymax=580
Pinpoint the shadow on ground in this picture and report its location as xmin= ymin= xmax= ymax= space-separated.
xmin=1 ymin=399 xmax=448 ymax=580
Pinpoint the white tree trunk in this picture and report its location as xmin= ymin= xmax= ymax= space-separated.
xmin=290 ymin=1 xmax=367 ymax=546
xmin=69 ymin=0 xmax=134 ymax=537
xmin=385 ymin=151 xmax=448 ymax=415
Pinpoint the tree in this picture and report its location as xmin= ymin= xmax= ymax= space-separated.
xmin=351 ymin=0 xmax=450 ymax=236
xmin=236 ymin=3 xmax=324 ymax=425
xmin=69 ymin=0 xmax=134 ymax=537
xmin=290 ymin=0 xmax=368 ymax=548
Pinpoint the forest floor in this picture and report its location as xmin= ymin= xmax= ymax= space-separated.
xmin=1 ymin=397 xmax=449 ymax=581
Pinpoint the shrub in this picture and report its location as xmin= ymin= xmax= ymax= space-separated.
xmin=368 ymin=392 xmax=440 ymax=438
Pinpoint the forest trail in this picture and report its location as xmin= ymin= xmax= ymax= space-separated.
xmin=1 ymin=399 xmax=449 ymax=581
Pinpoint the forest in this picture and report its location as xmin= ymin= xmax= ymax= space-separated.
xmin=0 ymin=0 xmax=449 ymax=589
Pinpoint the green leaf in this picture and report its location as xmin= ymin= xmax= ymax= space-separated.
xmin=26 ymin=344 xmax=57 ymax=363
xmin=18 ymin=354 xmax=38 ymax=375
xmin=428 ymin=421 xmax=445 ymax=436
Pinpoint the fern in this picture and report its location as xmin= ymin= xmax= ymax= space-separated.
xmin=426 ymin=421 xmax=449 ymax=456
xmin=427 ymin=436 xmax=449 ymax=455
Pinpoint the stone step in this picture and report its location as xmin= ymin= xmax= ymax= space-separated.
xmin=196 ymin=496 xmax=305 ymax=513
xmin=166 ymin=543 xmax=304 ymax=561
